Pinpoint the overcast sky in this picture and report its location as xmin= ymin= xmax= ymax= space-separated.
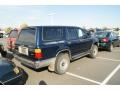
xmin=0 ymin=5 xmax=120 ymax=28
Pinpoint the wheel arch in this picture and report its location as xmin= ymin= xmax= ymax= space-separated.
xmin=56 ymin=49 xmax=71 ymax=60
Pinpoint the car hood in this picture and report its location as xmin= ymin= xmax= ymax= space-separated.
xmin=0 ymin=58 xmax=14 ymax=78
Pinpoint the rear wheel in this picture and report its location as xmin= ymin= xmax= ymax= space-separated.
xmin=108 ymin=44 xmax=113 ymax=52
xmin=55 ymin=53 xmax=70 ymax=75
xmin=89 ymin=45 xmax=98 ymax=58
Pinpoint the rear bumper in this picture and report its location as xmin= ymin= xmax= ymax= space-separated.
xmin=14 ymin=54 xmax=56 ymax=69
xmin=98 ymin=43 xmax=110 ymax=49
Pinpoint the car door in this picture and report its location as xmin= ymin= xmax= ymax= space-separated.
xmin=77 ymin=28 xmax=93 ymax=53
xmin=66 ymin=27 xmax=81 ymax=56
xmin=66 ymin=27 xmax=92 ymax=56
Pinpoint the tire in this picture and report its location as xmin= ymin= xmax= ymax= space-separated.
xmin=55 ymin=53 xmax=70 ymax=75
xmin=89 ymin=45 xmax=98 ymax=58
xmin=108 ymin=44 xmax=113 ymax=52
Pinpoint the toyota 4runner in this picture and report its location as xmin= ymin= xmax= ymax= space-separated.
xmin=14 ymin=26 xmax=99 ymax=74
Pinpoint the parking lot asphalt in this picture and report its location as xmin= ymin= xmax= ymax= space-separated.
xmin=0 ymin=38 xmax=120 ymax=85
xmin=12 ymin=47 xmax=120 ymax=85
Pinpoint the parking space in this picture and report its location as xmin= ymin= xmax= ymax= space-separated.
xmin=107 ymin=69 xmax=120 ymax=85
xmin=97 ymin=48 xmax=120 ymax=60
xmin=0 ymin=38 xmax=120 ymax=85
xmin=67 ymin=57 xmax=119 ymax=83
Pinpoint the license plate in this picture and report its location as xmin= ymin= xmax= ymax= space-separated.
xmin=18 ymin=46 xmax=28 ymax=55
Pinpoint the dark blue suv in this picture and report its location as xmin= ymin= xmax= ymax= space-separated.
xmin=14 ymin=26 xmax=99 ymax=74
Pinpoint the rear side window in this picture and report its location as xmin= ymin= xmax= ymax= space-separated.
xmin=43 ymin=27 xmax=62 ymax=41
xmin=18 ymin=28 xmax=36 ymax=43
xmin=9 ymin=30 xmax=18 ymax=38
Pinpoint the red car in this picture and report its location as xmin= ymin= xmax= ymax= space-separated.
xmin=7 ymin=29 xmax=20 ymax=51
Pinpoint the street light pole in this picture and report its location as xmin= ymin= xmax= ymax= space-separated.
xmin=48 ymin=13 xmax=56 ymax=25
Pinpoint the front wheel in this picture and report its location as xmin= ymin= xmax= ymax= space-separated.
xmin=89 ymin=45 xmax=98 ymax=58
xmin=55 ymin=53 xmax=70 ymax=75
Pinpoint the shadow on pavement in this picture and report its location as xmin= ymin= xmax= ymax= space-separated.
xmin=39 ymin=80 xmax=47 ymax=85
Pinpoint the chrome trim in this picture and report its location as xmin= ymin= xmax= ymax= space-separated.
xmin=43 ymin=40 xmax=65 ymax=45
xmin=2 ymin=74 xmax=22 ymax=84
xmin=0 ymin=81 xmax=4 ymax=85
xmin=44 ymin=41 xmax=58 ymax=45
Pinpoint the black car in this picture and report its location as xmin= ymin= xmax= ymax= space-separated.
xmin=95 ymin=31 xmax=120 ymax=52
xmin=0 ymin=58 xmax=28 ymax=85
xmin=14 ymin=26 xmax=99 ymax=75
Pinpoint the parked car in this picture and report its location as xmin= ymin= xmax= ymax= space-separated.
xmin=0 ymin=58 xmax=28 ymax=85
xmin=14 ymin=26 xmax=99 ymax=74
xmin=95 ymin=31 xmax=120 ymax=52
xmin=7 ymin=29 xmax=19 ymax=52
xmin=0 ymin=33 xmax=3 ymax=38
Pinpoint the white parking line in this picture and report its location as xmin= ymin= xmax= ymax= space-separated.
xmin=114 ymin=50 xmax=120 ymax=52
xmin=96 ymin=57 xmax=120 ymax=62
xmin=101 ymin=64 xmax=120 ymax=85
xmin=66 ymin=72 xmax=101 ymax=85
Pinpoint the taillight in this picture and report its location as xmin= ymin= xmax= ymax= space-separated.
xmin=102 ymin=38 xmax=109 ymax=42
xmin=34 ymin=49 xmax=43 ymax=59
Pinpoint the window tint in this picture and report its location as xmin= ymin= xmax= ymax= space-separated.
xmin=67 ymin=28 xmax=84 ymax=40
xmin=43 ymin=27 xmax=62 ymax=41
xmin=18 ymin=29 xmax=36 ymax=43
xmin=9 ymin=30 xmax=18 ymax=38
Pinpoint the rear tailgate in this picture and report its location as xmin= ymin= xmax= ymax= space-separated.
xmin=15 ymin=28 xmax=37 ymax=61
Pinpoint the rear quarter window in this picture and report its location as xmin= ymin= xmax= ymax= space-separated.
xmin=43 ymin=27 xmax=63 ymax=41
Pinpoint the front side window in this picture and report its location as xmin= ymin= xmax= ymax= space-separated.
xmin=78 ymin=29 xmax=84 ymax=38
xmin=43 ymin=27 xmax=62 ymax=41
xmin=67 ymin=28 xmax=84 ymax=40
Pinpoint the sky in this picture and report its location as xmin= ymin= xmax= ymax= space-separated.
xmin=0 ymin=5 xmax=120 ymax=28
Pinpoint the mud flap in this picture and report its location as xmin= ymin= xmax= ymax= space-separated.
xmin=48 ymin=61 xmax=55 ymax=71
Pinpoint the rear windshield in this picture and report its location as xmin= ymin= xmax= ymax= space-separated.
xmin=18 ymin=28 xmax=36 ymax=44
xmin=95 ymin=32 xmax=110 ymax=38
xmin=9 ymin=30 xmax=18 ymax=38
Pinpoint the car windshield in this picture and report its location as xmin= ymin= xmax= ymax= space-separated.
xmin=95 ymin=32 xmax=110 ymax=38
xmin=9 ymin=30 xmax=18 ymax=38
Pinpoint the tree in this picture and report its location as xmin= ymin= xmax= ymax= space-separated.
xmin=4 ymin=27 xmax=13 ymax=34
xmin=114 ymin=28 xmax=120 ymax=31
xmin=19 ymin=23 xmax=28 ymax=29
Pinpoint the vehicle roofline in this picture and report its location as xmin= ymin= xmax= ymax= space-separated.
xmin=22 ymin=25 xmax=83 ymax=29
